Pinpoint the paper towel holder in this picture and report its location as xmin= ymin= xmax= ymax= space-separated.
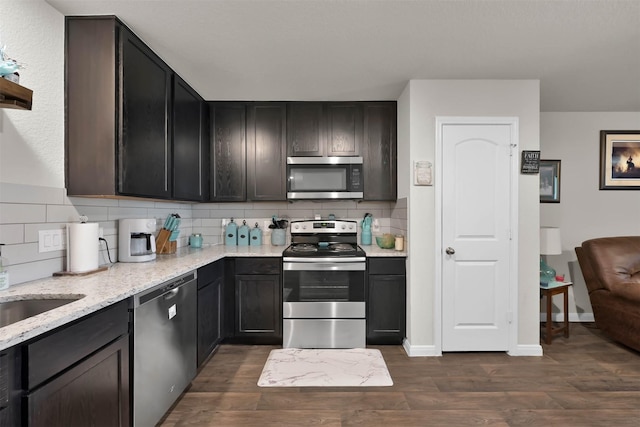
xmin=53 ymin=219 xmax=108 ymax=277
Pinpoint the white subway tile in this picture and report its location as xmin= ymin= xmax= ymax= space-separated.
xmin=1 ymin=183 xmax=65 ymax=204
xmin=0 ymin=203 xmax=46 ymax=224
xmin=0 ymin=224 xmax=24 ymax=244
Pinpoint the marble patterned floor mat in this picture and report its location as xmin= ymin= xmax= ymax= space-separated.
xmin=257 ymin=348 xmax=393 ymax=387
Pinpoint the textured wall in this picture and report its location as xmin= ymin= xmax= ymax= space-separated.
xmin=0 ymin=0 xmax=65 ymax=187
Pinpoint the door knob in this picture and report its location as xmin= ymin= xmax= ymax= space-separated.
xmin=445 ymin=247 xmax=455 ymax=255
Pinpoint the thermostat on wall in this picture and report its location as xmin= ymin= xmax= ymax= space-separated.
xmin=414 ymin=161 xmax=433 ymax=186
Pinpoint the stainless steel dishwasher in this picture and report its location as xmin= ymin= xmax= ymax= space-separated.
xmin=132 ymin=271 xmax=197 ymax=427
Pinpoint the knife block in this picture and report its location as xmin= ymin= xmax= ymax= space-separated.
xmin=158 ymin=240 xmax=176 ymax=254
xmin=155 ymin=229 xmax=174 ymax=254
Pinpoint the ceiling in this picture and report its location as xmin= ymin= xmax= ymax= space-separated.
xmin=46 ymin=0 xmax=640 ymax=112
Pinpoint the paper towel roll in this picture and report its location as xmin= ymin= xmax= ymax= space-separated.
xmin=67 ymin=223 xmax=99 ymax=273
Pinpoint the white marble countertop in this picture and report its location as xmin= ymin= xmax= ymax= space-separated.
xmin=361 ymin=245 xmax=407 ymax=257
xmin=0 ymin=243 xmax=406 ymax=351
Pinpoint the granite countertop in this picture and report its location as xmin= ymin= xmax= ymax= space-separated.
xmin=361 ymin=245 xmax=407 ymax=257
xmin=0 ymin=243 xmax=406 ymax=351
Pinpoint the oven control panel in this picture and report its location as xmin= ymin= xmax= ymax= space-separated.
xmin=291 ymin=220 xmax=357 ymax=233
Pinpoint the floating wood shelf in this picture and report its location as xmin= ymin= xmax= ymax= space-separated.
xmin=0 ymin=78 xmax=33 ymax=110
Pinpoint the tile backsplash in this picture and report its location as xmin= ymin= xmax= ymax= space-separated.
xmin=0 ymin=183 xmax=406 ymax=286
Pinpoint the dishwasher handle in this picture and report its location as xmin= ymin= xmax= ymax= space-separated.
xmin=136 ymin=271 xmax=196 ymax=307
xmin=163 ymin=288 xmax=180 ymax=300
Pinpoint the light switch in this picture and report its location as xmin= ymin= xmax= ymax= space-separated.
xmin=39 ymin=229 xmax=65 ymax=253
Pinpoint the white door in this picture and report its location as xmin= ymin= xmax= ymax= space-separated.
xmin=440 ymin=120 xmax=516 ymax=352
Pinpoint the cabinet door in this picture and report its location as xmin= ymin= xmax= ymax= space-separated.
xmin=210 ymin=102 xmax=246 ymax=201
xmin=197 ymin=261 xmax=223 ymax=367
xmin=367 ymin=274 xmax=406 ymax=344
xmin=173 ymin=75 xmax=209 ymax=201
xmin=235 ymin=274 xmax=281 ymax=341
xmin=27 ymin=335 xmax=130 ymax=427
xmin=120 ymin=27 xmax=172 ymax=199
xmin=326 ymin=103 xmax=362 ymax=157
xmin=65 ymin=17 xmax=118 ymax=196
xmin=0 ymin=347 xmax=21 ymax=427
xmin=363 ymin=102 xmax=397 ymax=200
xmin=247 ymin=103 xmax=287 ymax=201
xmin=287 ymin=102 xmax=325 ymax=156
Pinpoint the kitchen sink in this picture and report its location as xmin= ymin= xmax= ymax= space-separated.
xmin=0 ymin=296 xmax=84 ymax=328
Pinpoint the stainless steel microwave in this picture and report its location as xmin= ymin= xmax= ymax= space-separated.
xmin=287 ymin=157 xmax=363 ymax=200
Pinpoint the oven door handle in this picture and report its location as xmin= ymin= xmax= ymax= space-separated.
xmin=283 ymin=262 xmax=366 ymax=271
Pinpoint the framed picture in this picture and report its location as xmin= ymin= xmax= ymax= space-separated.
xmin=599 ymin=130 xmax=640 ymax=190
xmin=540 ymin=159 xmax=561 ymax=203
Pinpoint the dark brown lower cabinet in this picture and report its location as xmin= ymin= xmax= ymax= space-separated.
xmin=228 ymin=258 xmax=282 ymax=344
xmin=26 ymin=336 xmax=129 ymax=427
xmin=197 ymin=260 xmax=224 ymax=367
xmin=23 ymin=300 xmax=130 ymax=427
xmin=367 ymin=257 xmax=406 ymax=344
xmin=0 ymin=347 xmax=21 ymax=427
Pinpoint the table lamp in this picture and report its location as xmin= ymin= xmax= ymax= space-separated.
xmin=540 ymin=227 xmax=562 ymax=285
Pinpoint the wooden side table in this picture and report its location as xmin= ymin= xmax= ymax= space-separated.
xmin=540 ymin=282 xmax=573 ymax=344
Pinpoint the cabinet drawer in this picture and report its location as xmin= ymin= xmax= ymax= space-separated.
xmin=25 ymin=299 xmax=129 ymax=390
xmin=368 ymin=257 xmax=405 ymax=275
xmin=235 ymin=257 xmax=280 ymax=275
xmin=198 ymin=259 xmax=224 ymax=289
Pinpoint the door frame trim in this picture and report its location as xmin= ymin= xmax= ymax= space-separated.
xmin=434 ymin=116 xmax=520 ymax=355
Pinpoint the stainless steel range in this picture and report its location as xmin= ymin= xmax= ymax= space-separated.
xmin=282 ymin=219 xmax=366 ymax=348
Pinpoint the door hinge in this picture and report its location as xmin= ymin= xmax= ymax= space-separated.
xmin=507 ymin=311 xmax=513 ymax=323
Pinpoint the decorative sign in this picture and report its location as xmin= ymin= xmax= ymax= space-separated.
xmin=521 ymin=150 xmax=540 ymax=174
xmin=413 ymin=160 xmax=433 ymax=185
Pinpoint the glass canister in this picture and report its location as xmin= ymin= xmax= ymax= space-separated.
xmin=189 ymin=233 xmax=203 ymax=248
xmin=250 ymin=223 xmax=262 ymax=245
xmin=237 ymin=220 xmax=250 ymax=246
xmin=224 ymin=218 xmax=237 ymax=246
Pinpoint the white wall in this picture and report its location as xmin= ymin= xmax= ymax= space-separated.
xmin=0 ymin=0 xmax=65 ymax=187
xmin=399 ymin=80 xmax=541 ymax=355
xmin=540 ymin=112 xmax=640 ymax=321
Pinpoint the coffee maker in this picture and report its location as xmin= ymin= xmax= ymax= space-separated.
xmin=118 ymin=218 xmax=157 ymax=262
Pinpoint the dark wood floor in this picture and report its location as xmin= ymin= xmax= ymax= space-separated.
xmin=159 ymin=323 xmax=640 ymax=426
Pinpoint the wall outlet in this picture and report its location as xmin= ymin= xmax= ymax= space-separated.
xmin=263 ymin=220 xmax=271 ymax=230
xmin=221 ymin=218 xmax=228 ymax=227
xmin=372 ymin=219 xmax=380 ymax=232
xmin=38 ymin=229 xmax=65 ymax=253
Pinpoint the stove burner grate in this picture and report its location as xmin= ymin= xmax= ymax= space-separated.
xmin=330 ymin=243 xmax=355 ymax=252
xmin=291 ymin=243 xmax=318 ymax=253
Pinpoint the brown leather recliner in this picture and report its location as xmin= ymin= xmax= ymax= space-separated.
xmin=575 ymin=236 xmax=640 ymax=352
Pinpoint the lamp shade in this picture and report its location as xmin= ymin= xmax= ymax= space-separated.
xmin=540 ymin=227 xmax=562 ymax=255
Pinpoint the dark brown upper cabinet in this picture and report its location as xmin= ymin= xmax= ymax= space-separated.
xmin=210 ymin=102 xmax=246 ymax=201
xmin=363 ymin=102 xmax=397 ymax=201
xmin=65 ymin=16 xmax=207 ymax=201
xmin=247 ymin=103 xmax=287 ymax=201
xmin=287 ymin=102 xmax=363 ymax=157
xmin=325 ymin=102 xmax=363 ymax=157
xmin=173 ymin=75 xmax=209 ymax=201
xmin=286 ymin=102 xmax=325 ymax=156
xmin=119 ymin=26 xmax=172 ymax=198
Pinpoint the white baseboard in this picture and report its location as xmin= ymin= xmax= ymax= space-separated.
xmin=540 ymin=312 xmax=595 ymax=322
xmin=402 ymin=338 xmax=440 ymax=357
xmin=508 ymin=344 xmax=544 ymax=356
